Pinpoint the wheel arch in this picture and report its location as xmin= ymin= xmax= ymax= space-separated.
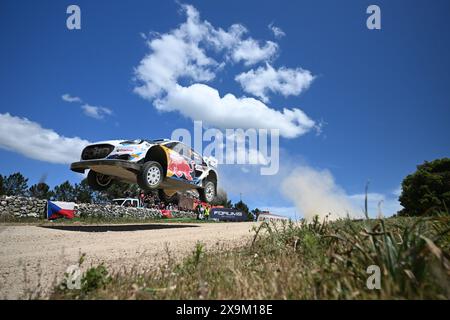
xmin=205 ymin=169 xmax=218 ymax=189
xmin=144 ymin=146 xmax=168 ymax=176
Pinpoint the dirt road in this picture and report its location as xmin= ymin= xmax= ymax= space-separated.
xmin=0 ymin=222 xmax=256 ymax=299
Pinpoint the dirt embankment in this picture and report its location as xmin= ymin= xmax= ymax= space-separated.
xmin=0 ymin=222 xmax=256 ymax=299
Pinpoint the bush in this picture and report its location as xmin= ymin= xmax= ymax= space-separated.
xmin=399 ymin=158 xmax=450 ymax=216
xmin=81 ymin=264 xmax=111 ymax=293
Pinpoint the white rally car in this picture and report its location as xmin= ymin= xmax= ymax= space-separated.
xmin=70 ymin=139 xmax=218 ymax=203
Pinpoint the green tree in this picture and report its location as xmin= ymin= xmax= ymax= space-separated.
xmin=0 ymin=175 xmax=4 ymax=195
xmin=251 ymin=208 xmax=261 ymax=219
xmin=102 ymin=181 xmax=139 ymax=200
xmin=212 ymin=188 xmax=232 ymax=207
xmin=2 ymin=172 xmax=29 ymax=196
xmin=399 ymin=158 xmax=450 ymax=216
xmin=74 ymin=179 xmax=94 ymax=203
xmin=233 ymin=200 xmax=254 ymax=221
xmin=224 ymin=200 xmax=233 ymax=208
xmin=29 ymin=182 xmax=53 ymax=200
xmin=53 ymin=181 xmax=76 ymax=202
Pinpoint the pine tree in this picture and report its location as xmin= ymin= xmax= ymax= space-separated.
xmin=53 ymin=181 xmax=76 ymax=202
xmin=2 ymin=172 xmax=29 ymax=196
xmin=29 ymin=182 xmax=53 ymax=200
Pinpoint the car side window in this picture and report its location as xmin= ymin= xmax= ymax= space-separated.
xmin=192 ymin=150 xmax=203 ymax=165
xmin=123 ymin=200 xmax=131 ymax=207
xmin=165 ymin=142 xmax=192 ymax=158
xmin=164 ymin=142 xmax=177 ymax=150
xmin=175 ymin=143 xmax=191 ymax=158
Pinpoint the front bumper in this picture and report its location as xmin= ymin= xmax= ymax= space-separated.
xmin=70 ymin=159 xmax=142 ymax=173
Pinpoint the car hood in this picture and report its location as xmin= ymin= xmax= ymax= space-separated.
xmin=88 ymin=140 xmax=157 ymax=147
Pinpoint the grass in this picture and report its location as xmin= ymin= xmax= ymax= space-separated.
xmin=49 ymin=215 xmax=450 ymax=300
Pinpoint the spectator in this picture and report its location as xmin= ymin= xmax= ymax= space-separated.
xmin=198 ymin=205 xmax=205 ymax=220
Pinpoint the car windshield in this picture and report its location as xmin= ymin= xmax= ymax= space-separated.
xmin=120 ymin=140 xmax=143 ymax=145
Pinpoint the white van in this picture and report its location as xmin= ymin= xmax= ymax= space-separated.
xmin=112 ymin=198 xmax=143 ymax=208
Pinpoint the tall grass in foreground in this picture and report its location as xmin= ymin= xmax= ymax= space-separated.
xmin=51 ymin=216 xmax=449 ymax=300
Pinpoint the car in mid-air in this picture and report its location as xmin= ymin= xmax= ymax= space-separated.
xmin=70 ymin=139 xmax=218 ymax=203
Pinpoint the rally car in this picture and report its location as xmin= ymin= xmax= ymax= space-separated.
xmin=70 ymin=139 xmax=218 ymax=203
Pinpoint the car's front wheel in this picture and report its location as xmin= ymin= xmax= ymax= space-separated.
xmin=137 ymin=161 xmax=164 ymax=190
xmin=87 ymin=170 xmax=114 ymax=191
xmin=199 ymin=180 xmax=216 ymax=203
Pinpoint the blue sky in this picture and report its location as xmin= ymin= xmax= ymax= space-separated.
xmin=1 ymin=0 xmax=449 ymax=219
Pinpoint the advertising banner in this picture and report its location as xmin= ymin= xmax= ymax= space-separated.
xmin=210 ymin=208 xmax=247 ymax=222
xmin=257 ymin=213 xmax=289 ymax=222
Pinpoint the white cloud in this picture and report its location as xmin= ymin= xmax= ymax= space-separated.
xmin=156 ymin=83 xmax=315 ymax=138
xmin=222 ymin=131 xmax=270 ymax=165
xmin=62 ymin=94 xmax=112 ymax=120
xmin=268 ymin=23 xmax=286 ymax=39
xmin=81 ymin=104 xmax=113 ymax=119
xmin=62 ymin=93 xmax=82 ymax=103
xmin=235 ymin=63 xmax=314 ymax=102
xmin=0 ymin=113 xmax=90 ymax=164
xmin=241 ymin=167 xmax=250 ymax=173
xmin=231 ymin=39 xmax=278 ymax=66
xmin=134 ymin=4 xmax=316 ymax=139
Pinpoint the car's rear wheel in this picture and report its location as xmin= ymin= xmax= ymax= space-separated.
xmin=199 ymin=180 xmax=216 ymax=203
xmin=137 ymin=161 xmax=164 ymax=190
xmin=87 ymin=170 xmax=114 ymax=191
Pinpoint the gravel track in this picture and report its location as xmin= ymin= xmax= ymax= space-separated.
xmin=0 ymin=222 xmax=256 ymax=299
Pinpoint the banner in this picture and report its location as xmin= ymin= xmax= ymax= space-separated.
xmin=210 ymin=208 xmax=247 ymax=222
xmin=47 ymin=201 xmax=75 ymax=220
xmin=257 ymin=213 xmax=289 ymax=222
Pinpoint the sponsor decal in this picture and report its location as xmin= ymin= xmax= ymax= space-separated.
xmin=116 ymin=148 xmax=135 ymax=152
xmin=167 ymin=150 xmax=194 ymax=181
xmin=130 ymin=152 xmax=142 ymax=158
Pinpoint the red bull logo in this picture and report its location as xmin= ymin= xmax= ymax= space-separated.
xmin=167 ymin=151 xmax=194 ymax=181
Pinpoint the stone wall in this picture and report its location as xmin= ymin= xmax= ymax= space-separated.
xmin=76 ymin=203 xmax=162 ymax=219
xmin=0 ymin=195 xmax=196 ymax=220
xmin=0 ymin=196 xmax=47 ymax=218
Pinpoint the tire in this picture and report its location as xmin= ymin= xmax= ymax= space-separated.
xmin=199 ymin=180 xmax=216 ymax=203
xmin=87 ymin=170 xmax=114 ymax=191
xmin=137 ymin=161 xmax=164 ymax=190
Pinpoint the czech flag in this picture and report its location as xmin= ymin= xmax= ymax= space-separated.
xmin=47 ymin=201 xmax=76 ymax=220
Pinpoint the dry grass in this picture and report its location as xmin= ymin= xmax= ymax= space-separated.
xmin=49 ymin=215 xmax=450 ymax=300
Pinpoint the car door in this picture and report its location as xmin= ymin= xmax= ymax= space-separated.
xmin=164 ymin=142 xmax=195 ymax=183
xmin=191 ymin=148 xmax=207 ymax=182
